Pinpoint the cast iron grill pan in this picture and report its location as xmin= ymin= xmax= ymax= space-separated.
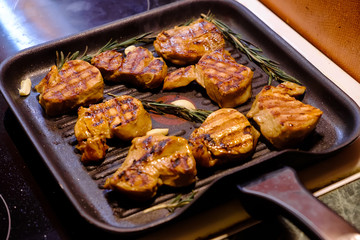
xmin=1 ymin=0 xmax=359 ymax=235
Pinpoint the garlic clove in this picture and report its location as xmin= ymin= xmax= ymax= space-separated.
xmin=124 ymin=45 xmax=136 ymax=55
xmin=19 ymin=78 xmax=32 ymax=96
xmin=171 ymin=99 xmax=196 ymax=110
xmin=146 ymin=128 xmax=169 ymax=136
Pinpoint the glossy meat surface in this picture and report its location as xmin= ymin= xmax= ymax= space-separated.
xmin=163 ymin=48 xmax=253 ymax=108
xmin=189 ymin=108 xmax=260 ymax=167
xmin=196 ymin=48 xmax=253 ymax=107
xmin=91 ymin=46 xmax=167 ymax=89
xmin=91 ymin=50 xmax=124 ymax=81
xmin=74 ymin=95 xmax=152 ymax=162
xmin=35 ymin=60 xmax=104 ymax=116
xmin=246 ymin=82 xmax=323 ymax=149
xmin=162 ymin=65 xmax=197 ymax=90
xmin=154 ymin=18 xmax=225 ymax=65
xmin=104 ymin=134 xmax=197 ymax=200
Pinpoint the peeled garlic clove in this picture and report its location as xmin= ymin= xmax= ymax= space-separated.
xmin=146 ymin=128 xmax=169 ymax=136
xmin=19 ymin=78 xmax=32 ymax=96
xmin=171 ymin=99 xmax=196 ymax=110
xmin=124 ymin=45 xmax=136 ymax=55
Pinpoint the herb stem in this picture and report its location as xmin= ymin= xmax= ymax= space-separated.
xmin=141 ymin=100 xmax=212 ymax=123
xmin=201 ymin=13 xmax=301 ymax=85
xmin=143 ymin=191 xmax=197 ymax=213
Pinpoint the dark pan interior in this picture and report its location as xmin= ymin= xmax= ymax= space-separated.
xmin=1 ymin=0 xmax=360 ymax=234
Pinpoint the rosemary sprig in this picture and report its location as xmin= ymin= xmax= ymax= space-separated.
xmin=143 ymin=191 xmax=197 ymax=213
xmin=141 ymin=100 xmax=212 ymax=123
xmin=56 ymin=32 xmax=155 ymax=69
xmin=107 ymin=93 xmax=212 ymax=123
xmin=80 ymin=32 xmax=155 ymax=62
xmin=201 ymin=13 xmax=301 ymax=85
xmin=55 ymin=49 xmax=86 ymax=70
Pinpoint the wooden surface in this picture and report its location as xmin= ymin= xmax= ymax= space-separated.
xmin=260 ymin=0 xmax=360 ymax=83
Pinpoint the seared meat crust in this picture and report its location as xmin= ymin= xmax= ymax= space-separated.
xmin=163 ymin=65 xmax=197 ymax=90
xmin=189 ymin=108 xmax=260 ymax=167
xmin=196 ymin=49 xmax=253 ymax=107
xmin=74 ymin=95 xmax=152 ymax=162
xmin=163 ymin=49 xmax=253 ymax=108
xmin=91 ymin=47 xmax=167 ymax=89
xmin=246 ymin=82 xmax=323 ymax=149
xmin=35 ymin=60 xmax=104 ymax=116
xmin=154 ymin=18 xmax=225 ymax=65
xmin=104 ymin=134 xmax=197 ymax=200
xmin=90 ymin=50 xmax=124 ymax=81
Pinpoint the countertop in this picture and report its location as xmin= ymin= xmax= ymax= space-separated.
xmin=260 ymin=0 xmax=360 ymax=83
xmin=0 ymin=0 xmax=359 ymax=239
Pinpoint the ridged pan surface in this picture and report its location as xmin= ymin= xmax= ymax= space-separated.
xmin=1 ymin=0 xmax=359 ymax=234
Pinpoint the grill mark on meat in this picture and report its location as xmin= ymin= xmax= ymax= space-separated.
xmin=45 ymin=61 xmax=100 ymax=98
xmin=74 ymin=95 xmax=151 ymax=162
xmin=126 ymin=137 xmax=174 ymax=168
xmin=93 ymin=118 xmax=105 ymax=127
xmin=247 ymin=83 xmax=322 ymax=148
xmin=148 ymin=138 xmax=171 ymax=156
xmin=199 ymin=52 xmax=248 ymax=92
xmin=192 ymin=48 xmax=253 ymax=107
xmin=171 ymin=157 xmax=181 ymax=169
xmin=154 ymin=18 xmax=225 ymax=65
xmin=104 ymin=134 xmax=196 ymax=199
xmin=171 ymin=154 xmax=191 ymax=171
xmin=123 ymin=48 xmax=152 ymax=74
xmin=92 ymin=47 xmax=166 ymax=89
xmin=189 ymin=108 xmax=259 ymax=167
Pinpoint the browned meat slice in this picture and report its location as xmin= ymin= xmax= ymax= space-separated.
xmin=246 ymin=82 xmax=323 ymax=149
xmin=154 ymin=18 xmax=226 ymax=65
xmin=74 ymin=95 xmax=152 ymax=162
xmin=91 ymin=46 xmax=167 ymax=89
xmin=76 ymin=136 xmax=109 ymax=162
xmin=189 ymin=108 xmax=260 ymax=168
xmin=196 ymin=48 xmax=253 ymax=107
xmin=162 ymin=49 xmax=253 ymax=108
xmin=162 ymin=65 xmax=197 ymax=90
xmin=90 ymin=50 xmax=124 ymax=81
xmin=35 ymin=60 xmax=104 ymax=116
xmin=104 ymin=134 xmax=197 ymax=200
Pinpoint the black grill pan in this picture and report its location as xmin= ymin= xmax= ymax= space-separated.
xmin=1 ymin=0 xmax=360 ymax=237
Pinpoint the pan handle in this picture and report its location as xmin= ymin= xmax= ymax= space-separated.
xmin=237 ymin=167 xmax=360 ymax=240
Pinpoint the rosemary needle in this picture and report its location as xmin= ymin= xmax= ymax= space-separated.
xmin=201 ymin=13 xmax=301 ymax=85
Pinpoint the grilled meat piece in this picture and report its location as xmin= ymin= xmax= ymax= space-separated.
xmin=154 ymin=18 xmax=225 ymax=65
xmin=104 ymin=134 xmax=197 ymax=200
xmin=74 ymin=95 xmax=152 ymax=162
xmin=91 ymin=46 xmax=167 ymax=89
xmin=163 ymin=49 xmax=253 ymax=108
xmin=163 ymin=65 xmax=197 ymax=90
xmin=35 ymin=60 xmax=104 ymax=116
xmin=189 ymin=108 xmax=260 ymax=168
xmin=90 ymin=50 xmax=124 ymax=81
xmin=76 ymin=136 xmax=109 ymax=162
xmin=196 ymin=49 xmax=253 ymax=107
xmin=246 ymin=82 xmax=323 ymax=149
xmin=119 ymin=46 xmax=168 ymax=88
